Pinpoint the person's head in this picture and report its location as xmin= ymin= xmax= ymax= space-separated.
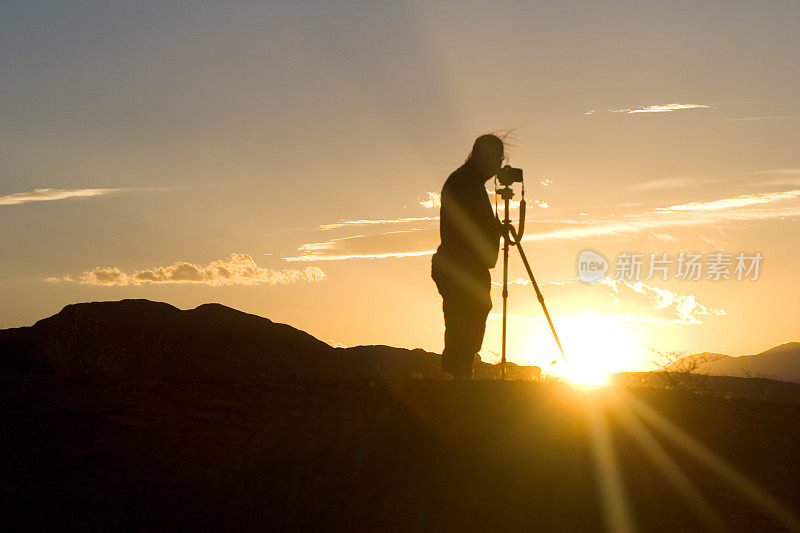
xmin=467 ymin=134 xmax=505 ymax=180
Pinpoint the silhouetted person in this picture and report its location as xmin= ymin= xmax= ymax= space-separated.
xmin=432 ymin=134 xmax=503 ymax=378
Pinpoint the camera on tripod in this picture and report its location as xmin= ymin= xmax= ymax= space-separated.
xmin=497 ymin=165 xmax=523 ymax=186
xmin=494 ymin=162 xmax=567 ymax=379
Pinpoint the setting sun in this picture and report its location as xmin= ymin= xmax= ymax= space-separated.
xmin=526 ymin=311 xmax=643 ymax=386
xmin=560 ymin=361 xmax=611 ymax=387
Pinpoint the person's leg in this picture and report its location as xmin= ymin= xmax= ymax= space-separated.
xmin=442 ymin=296 xmax=473 ymax=377
xmin=440 ymin=270 xmax=492 ymax=378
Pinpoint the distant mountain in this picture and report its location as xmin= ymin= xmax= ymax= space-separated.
xmin=697 ymin=342 xmax=800 ymax=383
xmin=664 ymin=351 xmax=729 ymax=372
xmin=0 ymin=299 xmax=537 ymax=380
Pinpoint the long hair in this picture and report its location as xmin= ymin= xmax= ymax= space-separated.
xmin=465 ymin=129 xmax=519 ymax=165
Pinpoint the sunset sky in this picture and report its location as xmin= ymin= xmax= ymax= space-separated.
xmin=2 ymin=1 xmax=799 ymax=374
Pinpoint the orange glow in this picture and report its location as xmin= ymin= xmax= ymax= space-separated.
xmin=525 ymin=311 xmax=643 ymax=386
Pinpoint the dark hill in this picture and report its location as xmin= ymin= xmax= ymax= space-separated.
xmin=0 ymin=299 xmax=536 ymax=380
xmin=0 ymin=299 xmax=337 ymax=378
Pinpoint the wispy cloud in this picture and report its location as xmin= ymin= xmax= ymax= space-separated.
xmin=626 ymin=103 xmax=711 ymax=114
xmin=649 ymin=233 xmax=677 ymax=241
xmin=519 ymin=207 xmax=800 ymax=244
xmin=628 ymin=176 xmax=706 ymax=192
xmin=49 ymin=253 xmax=326 ymax=286
xmin=521 ymin=188 xmax=800 ymax=243
xmin=286 ymin=250 xmax=435 ymax=262
xmin=290 ymin=216 xmax=598 ymax=262
xmin=721 ymin=115 xmax=800 ymax=122
xmin=0 ymin=188 xmax=124 ymax=206
xmin=492 ymin=278 xmax=571 ymax=287
xmin=628 ymin=168 xmax=800 ymax=192
xmin=318 ymin=188 xmax=543 ymax=233
xmin=588 ymin=103 xmax=711 ymax=115
xmin=656 ymin=190 xmax=800 ymax=212
xmin=44 ymin=275 xmax=75 ymax=283
xmin=289 ymin=187 xmax=800 ymax=261
xmin=285 ymin=230 xmax=436 ymax=262
xmin=319 ymin=216 xmax=438 ymax=231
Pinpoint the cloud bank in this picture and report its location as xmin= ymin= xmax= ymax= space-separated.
xmin=50 ymin=253 xmax=326 ymax=286
xmin=600 ymin=278 xmax=725 ymax=324
xmin=499 ymin=278 xmax=725 ymax=325
xmin=419 ymin=192 xmax=441 ymax=208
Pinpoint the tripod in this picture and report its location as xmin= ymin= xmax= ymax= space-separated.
xmin=497 ymin=184 xmax=567 ymax=379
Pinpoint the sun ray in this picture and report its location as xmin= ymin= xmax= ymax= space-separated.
xmin=623 ymin=391 xmax=800 ymax=530
xmin=608 ymin=394 xmax=727 ymax=531
xmin=585 ymin=395 xmax=635 ymax=533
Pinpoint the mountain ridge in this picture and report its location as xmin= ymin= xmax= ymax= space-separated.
xmin=2 ymin=299 xmax=796 ymax=382
xmin=697 ymin=342 xmax=800 ymax=382
xmin=0 ymin=299 xmax=536 ymax=380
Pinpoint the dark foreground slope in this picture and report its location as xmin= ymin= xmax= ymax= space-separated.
xmin=0 ymin=299 xmax=536 ymax=379
xmin=1 ymin=375 xmax=799 ymax=531
xmin=1 ymin=300 xmax=799 ymax=530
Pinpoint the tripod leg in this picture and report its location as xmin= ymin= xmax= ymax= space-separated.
xmin=509 ymin=227 xmax=567 ymax=363
xmin=501 ymin=227 xmax=509 ymax=380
